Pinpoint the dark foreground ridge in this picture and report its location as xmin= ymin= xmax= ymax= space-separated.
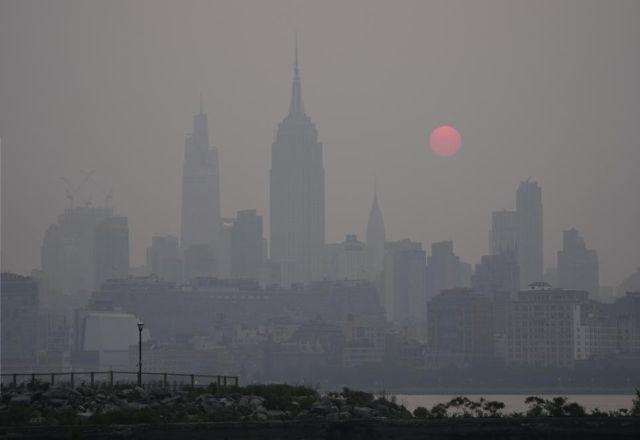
xmin=3 ymin=419 xmax=640 ymax=440
xmin=1 ymin=383 xmax=639 ymax=439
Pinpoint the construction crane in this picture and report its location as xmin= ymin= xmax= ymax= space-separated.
xmin=61 ymin=169 xmax=96 ymax=209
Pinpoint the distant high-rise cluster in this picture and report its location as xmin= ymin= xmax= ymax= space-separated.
xmin=10 ymin=40 xmax=638 ymax=384
xmin=41 ymin=205 xmax=129 ymax=300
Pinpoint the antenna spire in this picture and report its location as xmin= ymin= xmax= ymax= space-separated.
xmin=373 ymin=177 xmax=379 ymax=207
xmin=288 ymin=34 xmax=304 ymax=115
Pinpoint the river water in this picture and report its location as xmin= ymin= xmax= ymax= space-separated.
xmin=396 ymin=394 xmax=636 ymax=413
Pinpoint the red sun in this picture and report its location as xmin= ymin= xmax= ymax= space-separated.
xmin=430 ymin=125 xmax=461 ymax=157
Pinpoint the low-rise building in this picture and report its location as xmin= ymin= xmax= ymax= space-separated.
xmin=427 ymin=288 xmax=494 ymax=368
xmin=1 ymin=273 xmax=39 ymax=372
xmin=506 ymin=285 xmax=587 ymax=368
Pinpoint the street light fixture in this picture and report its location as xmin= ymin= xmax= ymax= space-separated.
xmin=137 ymin=321 xmax=144 ymax=387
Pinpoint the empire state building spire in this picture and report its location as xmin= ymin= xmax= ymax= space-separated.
xmin=288 ymin=39 xmax=305 ymax=116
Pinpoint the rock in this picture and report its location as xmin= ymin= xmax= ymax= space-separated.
xmin=352 ymin=406 xmax=375 ymax=418
xmin=44 ymin=387 xmax=75 ymax=400
xmin=372 ymin=402 xmax=391 ymax=415
xmin=29 ymin=416 xmax=46 ymax=425
xmin=311 ymin=398 xmax=337 ymax=415
xmin=77 ymin=386 xmax=93 ymax=396
xmin=338 ymin=411 xmax=352 ymax=420
xmin=255 ymin=412 xmax=268 ymax=421
xmin=249 ymin=397 xmax=265 ymax=408
xmin=77 ymin=411 xmax=94 ymax=420
xmin=202 ymin=402 xmax=222 ymax=415
xmin=238 ymin=396 xmax=250 ymax=407
xmin=10 ymin=394 xmax=31 ymax=405
xmin=266 ymin=410 xmax=286 ymax=419
xmin=150 ymin=389 xmax=172 ymax=399
xmin=219 ymin=397 xmax=235 ymax=408
xmin=296 ymin=410 xmax=310 ymax=419
xmin=161 ymin=395 xmax=183 ymax=405
xmin=48 ymin=398 xmax=69 ymax=407
xmin=326 ymin=412 xmax=341 ymax=421
xmin=101 ymin=403 xmax=120 ymax=413
xmin=126 ymin=402 xmax=149 ymax=411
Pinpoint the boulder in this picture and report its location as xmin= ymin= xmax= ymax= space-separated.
xmin=10 ymin=394 xmax=31 ymax=405
xmin=266 ymin=409 xmax=286 ymax=419
xmin=28 ymin=416 xmax=46 ymax=425
xmin=126 ymin=402 xmax=150 ymax=411
xmin=352 ymin=406 xmax=375 ymax=418
xmin=338 ymin=411 xmax=352 ymax=420
xmin=254 ymin=411 xmax=268 ymax=421
xmin=44 ymin=387 xmax=76 ymax=400
xmin=249 ymin=396 xmax=265 ymax=409
xmin=47 ymin=398 xmax=68 ymax=407
xmin=77 ymin=411 xmax=94 ymax=421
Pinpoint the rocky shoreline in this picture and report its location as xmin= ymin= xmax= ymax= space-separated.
xmin=1 ymin=383 xmax=639 ymax=439
xmin=0 ymin=383 xmax=413 ymax=426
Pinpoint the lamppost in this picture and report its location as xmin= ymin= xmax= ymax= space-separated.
xmin=137 ymin=321 xmax=144 ymax=387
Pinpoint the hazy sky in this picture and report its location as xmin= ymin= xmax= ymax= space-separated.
xmin=1 ymin=0 xmax=639 ymax=285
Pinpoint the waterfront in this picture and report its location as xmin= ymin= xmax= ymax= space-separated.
xmin=397 ymin=394 xmax=636 ymax=413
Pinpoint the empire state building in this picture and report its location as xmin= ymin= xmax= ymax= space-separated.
xmin=269 ymin=45 xmax=325 ymax=285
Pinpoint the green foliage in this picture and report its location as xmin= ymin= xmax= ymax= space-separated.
xmin=632 ymin=389 xmax=640 ymax=417
xmin=239 ymin=384 xmax=318 ymax=410
xmin=429 ymin=403 xmax=448 ymax=418
xmin=340 ymin=387 xmax=374 ymax=407
xmin=413 ymin=406 xmax=428 ymax=418
xmin=0 ymin=405 xmax=36 ymax=426
xmin=90 ymin=408 xmax=159 ymax=425
xmin=524 ymin=396 xmax=586 ymax=417
xmin=483 ymin=400 xmax=505 ymax=417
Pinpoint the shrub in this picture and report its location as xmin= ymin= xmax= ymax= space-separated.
xmin=240 ymin=384 xmax=318 ymax=410
xmin=632 ymin=389 xmax=640 ymax=417
xmin=413 ymin=406 xmax=428 ymax=418
xmin=524 ymin=396 xmax=586 ymax=417
xmin=341 ymin=387 xmax=374 ymax=407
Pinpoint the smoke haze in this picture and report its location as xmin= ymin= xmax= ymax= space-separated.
xmin=2 ymin=0 xmax=639 ymax=285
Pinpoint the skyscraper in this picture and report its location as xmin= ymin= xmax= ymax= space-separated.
xmin=41 ymin=205 xmax=115 ymax=298
xmin=557 ymin=228 xmax=599 ymax=294
xmin=231 ymin=209 xmax=264 ymax=281
xmin=146 ymin=235 xmax=182 ymax=283
xmin=490 ymin=209 xmax=518 ymax=256
xmin=180 ymin=99 xmax=221 ymax=279
xmin=425 ymin=240 xmax=461 ymax=300
xmin=382 ymin=239 xmax=427 ymax=341
xmin=269 ymin=43 xmax=324 ymax=285
xmin=365 ymin=184 xmax=385 ymax=281
xmin=472 ymin=254 xmax=520 ymax=295
xmin=337 ymin=234 xmax=366 ymax=281
xmin=516 ymin=179 xmax=543 ymax=289
xmin=94 ymin=216 xmax=129 ymax=288
xmin=1 ymin=273 xmax=39 ymax=372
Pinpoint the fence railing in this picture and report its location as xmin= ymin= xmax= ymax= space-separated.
xmin=0 ymin=371 xmax=238 ymax=389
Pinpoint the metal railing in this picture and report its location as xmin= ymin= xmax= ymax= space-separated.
xmin=0 ymin=371 xmax=238 ymax=389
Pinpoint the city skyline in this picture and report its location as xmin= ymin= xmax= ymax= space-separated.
xmin=3 ymin=4 xmax=640 ymax=428
xmin=2 ymin=1 xmax=639 ymax=286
